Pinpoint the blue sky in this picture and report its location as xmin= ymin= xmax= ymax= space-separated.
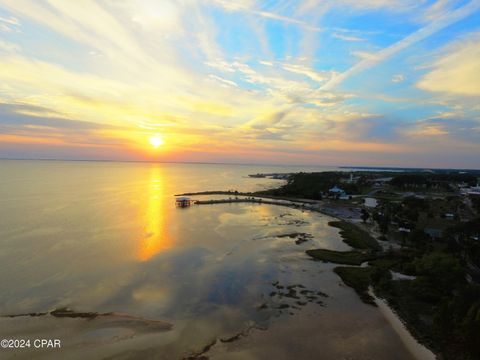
xmin=0 ymin=0 xmax=479 ymax=168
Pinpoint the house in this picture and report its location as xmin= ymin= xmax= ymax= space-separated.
xmin=461 ymin=183 xmax=480 ymax=196
xmin=364 ymin=197 xmax=378 ymax=208
xmin=329 ymin=185 xmax=346 ymax=199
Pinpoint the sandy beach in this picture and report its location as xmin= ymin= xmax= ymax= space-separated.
xmin=369 ymin=288 xmax=436 ymax=360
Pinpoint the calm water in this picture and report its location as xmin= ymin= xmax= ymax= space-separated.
xmin=0 ymin=160 xmax=415 ymax=359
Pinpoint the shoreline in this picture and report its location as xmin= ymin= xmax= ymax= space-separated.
xmin=369 ymin=288 xmax=436 ymax=360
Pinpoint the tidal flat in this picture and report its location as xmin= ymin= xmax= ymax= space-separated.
xmin=0 ymin=203 xmax=421 ymax=360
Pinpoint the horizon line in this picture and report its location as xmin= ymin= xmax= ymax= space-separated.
xmin=0 ymin=157 xmax=479 ymax=172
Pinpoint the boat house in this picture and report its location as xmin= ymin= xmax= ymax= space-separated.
xmin=176 ymin=197 xmax=194 ymax=207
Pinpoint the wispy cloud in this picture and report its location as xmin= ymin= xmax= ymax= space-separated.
xmin=208 ymin=74 xmax=239 ymax=88
xmin=332 ymin=33 xmax=364 ymax=42
xmin=321 ymin=0 xmax=480 ymax=90
xmin=280 ymin=63 xmax=335 ymax=82
xmin=208 ymin=0 xmax=324 ymax=32
xmin=0 ymin=40 xmax=20 ymax=52
xmin=392 ymin=74 xmax=405 ymax=83
xmin=0 ymin=14 xmax=20 ymax=32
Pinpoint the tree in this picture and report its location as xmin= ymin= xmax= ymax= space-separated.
xmin=408 ymin=229 xmax=430 ymax=250
xmin=373 ymin=211 xmax=389 ymax=235
xmin=414 ymin=252 xmax=465 ymax=291
xmin=361 ymin=209 xmax=370 ymax=224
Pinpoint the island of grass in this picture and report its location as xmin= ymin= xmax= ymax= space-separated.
xmin=328 ymin=220 xmax=381 ymax=251
xmin=334 ymin=267 xmax=377 ymax=305
xmin=306 ymin=249 xmax=376 ymax=266
xmin=305 ymin=219 xmax=384 ymax=305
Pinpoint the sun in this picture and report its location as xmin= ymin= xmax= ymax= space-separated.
xmin=149 ymin=135 xmax=164 ymax=148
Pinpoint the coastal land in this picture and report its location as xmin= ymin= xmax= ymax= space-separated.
xmin=178 ymin=169 xmax=480 ymax=360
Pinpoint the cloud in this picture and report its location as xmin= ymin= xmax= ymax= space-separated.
xmin=337 ymin=115 xmax=404 ymax=142
xmin=404 ymin=117 xmax=480 ymax=143
xmin=280 ymin=63 xmax=334 ymax=83
xmin=0 ymin=14 xmax=19 ymax=25
xmin=297 ymin=0 xmax=421 ymax=16
xmin=321 ymin=0 xmax=480 ymax=90
xmin=392 ymin=74 xmax=405 ymax=83
xmin=208 ymin=74 xmax=239 ymax=88
xmin=417 ymin=32 xmax=480 ymax=96
xmin=0 ymin=103 xmax=131 ymax=149
xmin=351 ymin=51 xmax=381 ymax=61
xmin=123 ymin=0 xmax=181 ymax=31
xmin=0 ymin=0 xmax=192 ymax=80
xmin=0 ymin=14 xmax=20 ymax=32
xmin=205 ymin=58 xmax=343 ymax=108
xmin=246 ymin=109 xmax=292 ymax=131
xmin=0 ymin=40 xmax=20 ymax=52
xmin=332 ymin=33 xmax=364 ymax=42
xmin=0 ymin=104 xmax=115 ymax=130
xmin=259 ymin=60 xmax=273 ymax=66
xmin=290 ymin=90 xmax=355 ymax=107
xmin=208 ymin=0 xmax=324 ymax=31
xmin=421 ymin=0 xmax=457 ymax=22
xmin=0 ymin=0 xmax=479 ymax=167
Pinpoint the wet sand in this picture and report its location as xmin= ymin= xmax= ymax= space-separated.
xmin=194 ymin=292 xmax=417 ymax=360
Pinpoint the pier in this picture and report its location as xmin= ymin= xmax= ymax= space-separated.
xmin=174 ymin=193 xmax=362 ymax=220
xmin=174 ymin=191 xmax=326 ymax=210
xmin=186 ymin=197 xmax=320 ymax=210
xmin=195 ymin=198 xmax=290 ymax=206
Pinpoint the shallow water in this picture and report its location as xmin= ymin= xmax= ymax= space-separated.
xmin=0 ymin=160 xmax=416 ymax=359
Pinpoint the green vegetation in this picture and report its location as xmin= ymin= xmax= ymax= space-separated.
xmin=361 ymin=208 xmax=370 ymax=223
xmin=260 ymin=172 xmax=366 ymax=199
xmin=358 ymin=212 xmax=480 ymax=359
xmin=371 ymin=251 xmax=480 ymax=359
xmin=334 ymin=267 xmax=377 ymax=305
xmin=328 ymin=220 xmax=381 ymax=251
xmin=328 ymin=246 xmax=480 ymax=359
xmin=306 ymin=221 xmax=382 ymax=303
xmin=390 ymin=172 xmax=477 ymax=190
xmin=269 ymin=169 xmax=480 ymax=360
xmin=471 ymin=195 xmax=480 ymax=213
xmin=306 ymin=249 xmax=376 ymax=265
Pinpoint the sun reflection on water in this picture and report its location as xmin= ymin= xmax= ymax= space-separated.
xmin=137 ymin=166 xmax=171 ymax=261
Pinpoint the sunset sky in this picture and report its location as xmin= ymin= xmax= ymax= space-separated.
xmin=0 ymin=0 xmax=479 ymax=168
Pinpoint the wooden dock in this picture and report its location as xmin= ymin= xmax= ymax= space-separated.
xmin=194 ymin=198 xmax=316 ymax=208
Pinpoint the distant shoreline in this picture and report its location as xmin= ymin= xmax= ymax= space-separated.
xmin=341 ymin=165 xmax=480 ymax=172
xmin=1 ymin=158 xmax=479 ymax=172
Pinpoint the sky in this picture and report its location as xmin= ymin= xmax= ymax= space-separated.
xmin=0 ymin=0 xmax=479 ymax=168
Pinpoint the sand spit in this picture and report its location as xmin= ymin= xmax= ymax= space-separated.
xmin=0 ymin=309 xmax=172 ymax=360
